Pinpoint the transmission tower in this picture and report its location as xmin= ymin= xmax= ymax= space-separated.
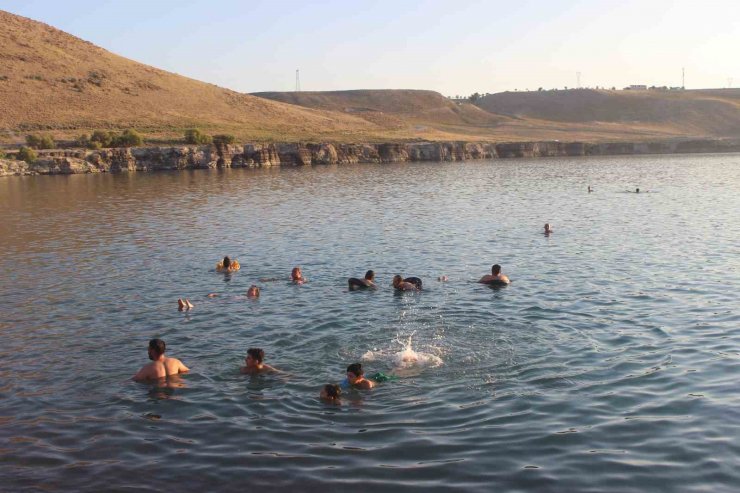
xmin=682 ymin=67 xmax=685 ymax=89
xmin=295 ymin=69 xmax=301 ymax=92
xmin=576 ymin=71 xmax=581 ymax=89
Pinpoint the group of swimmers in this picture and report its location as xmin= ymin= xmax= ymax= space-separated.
xmin=133 ymin=338 xmax=374 ymax=403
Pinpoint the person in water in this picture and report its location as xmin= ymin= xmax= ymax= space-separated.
xmin=344 ymin=363 xmax=375 ymax=389
xmin=348 ymin=270 xmax=376 ymax=290
xmin=240 ymin=347 xmax=277 ymax=375
xmin=291 ymin=266 xmax=307 ymax=285
xmin=320 ymin=384 xmax=342 ymax=403
xmin=246 ymin=285 xmax=260 ymax=298
xmin=392 ymin=275 xmax=421 ymax=291
xmin=177 ymin=298 xmax=194 ymax=310
xmin=478 ymin=264 xmax=511 ymax=285
xmin=216 ymin=256 xmax=240 ymax=272
xmin=133 ymin=339 xmax=189 ymax=381
xmin=544 ymin=223 xmax=553 ymax=235
xmin=588 ymin=185 xmax=593 ymax=193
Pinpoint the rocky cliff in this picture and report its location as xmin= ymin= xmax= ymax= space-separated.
xmin=2 ymin=139 xmax=740 ymax=177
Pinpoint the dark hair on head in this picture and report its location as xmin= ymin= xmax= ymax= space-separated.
xmin=365 ymin=270 xmax=375 ymax=280
xmin=149 ymin=338 xmax=166 ymax=356
xmin=346 ymin=362 xmax=363 ymax=376
xmin=492 ymin=264 xmax=501 ymax=274
xmin=324 ymin=384 xmax=341 ymax=399
xmin=223 ymin=256 xmax=231 ymax=268
xmin=247 ymin=347 xmax=264 ymax=363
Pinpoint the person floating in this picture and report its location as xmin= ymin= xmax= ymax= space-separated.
xmin=216 ymin=256 xmax=240 ymax=272
xmin=348 ymin=270 xmax=376 ymax=290
xmin=177 ymin=298 xmax=194 ymax=310
xmin=291 ymin=266 xmax=307 ymax=285
xmin=320 ymin=384 xmax=342 ymax=403
xmin=133 ymin=338 xmax=189 ymax=381
xmin=246 ymin=285 xmax=260 ymax=298
xmin=240 ymin=347 xmax=277 ymax=375
xmin=544 ymin=223 xmax=553 ymax=235
xmin=478 ymin=264 xmax=511 ymax=285
xmin=392 ymin=275 xmax=421 ymax=291
xmin=343 ymin=363 xmax=375 ymax=389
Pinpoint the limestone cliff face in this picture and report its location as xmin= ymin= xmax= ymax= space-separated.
xmin=2 ymin=139 xmax=739 ymax=177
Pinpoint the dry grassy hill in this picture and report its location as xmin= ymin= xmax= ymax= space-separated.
xmin=476 ymin=89 xmax=740 ymax=137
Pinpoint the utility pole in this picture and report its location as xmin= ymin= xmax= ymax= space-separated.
xmin=682 ymin=67 xmax=685 ymax=89
xmin=295 ymin=69 xmax=301 ymax=92
xmin=576 ymin=71 xmax=581 ymax=89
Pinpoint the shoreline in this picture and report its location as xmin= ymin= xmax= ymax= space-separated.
xmin=2 ymin=138 xmax=740 ymax=177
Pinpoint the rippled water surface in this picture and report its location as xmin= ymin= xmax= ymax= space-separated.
xmin=1 ymin=154 xmax=739 ymax=492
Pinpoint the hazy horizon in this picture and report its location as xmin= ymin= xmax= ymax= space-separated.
xmin=1 ymin=0 xmax=739 ymax=96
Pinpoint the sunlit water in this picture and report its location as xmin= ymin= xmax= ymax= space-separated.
xmin=1 ymin=154 xmax=739 ymax=492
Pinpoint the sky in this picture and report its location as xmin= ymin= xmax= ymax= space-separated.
xmin=2 ymin=0 xmax=739 ymax=96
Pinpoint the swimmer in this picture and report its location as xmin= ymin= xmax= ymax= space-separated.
xmin=544 ymin=223 xmax=553 ymax=235
xmin=588 ymin=185 xmax=593 ymax=193
xmin=392 ymin=274 xmax=420 ymax=291
xmin=216 ymin=256 xmax=240 ymax=272
xmin=438 ymin=275 xmax=449 ymax=282
xmin=478 ymin=264 xmax=510 ymax=285
xmin=246 ymin=285 xmax=260 ymax=298
xmin=291 ymin=266 xmax=307 ymax=285
xmin=133 ymin=338 xmax=189 ymax=381
xmin=344 ymin=363 xmax=375 ymax=389
xmin=636 ymin=188 xmax=640 ymax=193
xmin=240 ymin=347 xmax=278 ymax=375
xmin=348 ymin=270 xmax=376 ymax=290
xmin=320 ymin=383 xmax=341 ymax=403
xmin=177 ymin=298 xmax=194 ymax=310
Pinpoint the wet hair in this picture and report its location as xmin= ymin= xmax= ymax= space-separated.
xmin=365 ymin=270 xmax=375 ymax=281
xmin=247 ymin=347 xmax=264 ymax=363
xmin=149 ymin=338 xmax=166 ymax=356
xmin=346 ymin=362 xmax=364 ymax=376
xmin=492 ymin=264 xmax=502 ymax=275
xmin=323 ymin=384 xmax=341 ymax=399
xmin=291 ymin=266 xmax=301 ymax=279
xmin=223 ymin=256 xmax=231 ymax=269
xmin=392 ymin=274 xmax=403 ymax=287
xmin=247 ymin=285 xmax=260 ymax=296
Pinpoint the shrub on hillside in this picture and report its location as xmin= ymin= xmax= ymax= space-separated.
xmin=212 ymin=134 xmax=236 ymax=146
xmin=90 ymin=130 xmax=113 ymax=147
xmin=111 ymin=129 xmax=143 ymax=147
xmin=18 ymin=146 xmax=38 ymax=163
xmin=26 ymin=134 xmax=55 ymax=149
xmin=184 ymin=129 xmax=213 ymax=145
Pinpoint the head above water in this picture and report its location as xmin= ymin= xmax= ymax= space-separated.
xmin=148 ymin=338 xmax=166 ymax=359
xmin=365 ymin=270 xmax=375 ymax=281
xmin=291 ymin=266 xmax=302 ymax=280
xmin=392 ymin=274 xmax=403 ymax=287
xmin=322 ymin=384 xmax=341 ymax=399
xmin=247 ymin=285 xmax=260 ymax=297
xmin=491 ymin=264 xmax=502 ymax=275
xmin=346 ymin=362 xmax=364 ymax=379
xmin=223 ymin=256 xmax=231 ymax=269
xmin=246 ymin=347 xmax=265 ymax=365
xmin=544 ymin=223 xmax=552 ymax=232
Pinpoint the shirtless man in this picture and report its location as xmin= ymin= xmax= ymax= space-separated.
xmin=392 ymin=274 xmax=420 ymax=291
xmin=348 ymin=270 xmax=376 ymax=290
xmin=240 ymin=347 xmax=277 ymax=375
xmin=133 ymin=339 xmax=189 ymax=381
xmin=478 ymin=264 xmax=511 ymax=285
xmin=344 ymin=363 xmax=375 ymax=389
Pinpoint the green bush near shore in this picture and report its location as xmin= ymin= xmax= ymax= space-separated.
xmin=184 ymin=129 xmax=213 ymax=145
xmin=212 ymin=134 xmax=236 ymax=145
xmin=25 ymin=134 xmax=55 ymax=149
xmin=17 ymin=146 xmax=37 ymax=163
xmin=88 ymin=129 xmax=143 ymax=148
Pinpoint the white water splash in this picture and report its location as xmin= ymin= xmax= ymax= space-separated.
xmin=362 ymin=332 xmax=443 ymax=371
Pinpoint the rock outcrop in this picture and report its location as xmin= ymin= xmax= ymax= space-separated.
xmin=2 ymin=138 xmax=739 ymax=177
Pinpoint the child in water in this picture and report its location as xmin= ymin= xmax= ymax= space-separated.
xmin=320 ymin=384 xmax=341 ymax=403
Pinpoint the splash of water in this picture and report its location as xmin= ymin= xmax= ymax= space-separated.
xmin=362 ymin=332 xmax=443 ymax=370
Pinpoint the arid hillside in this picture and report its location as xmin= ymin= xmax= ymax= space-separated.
xmin=476 ymin=89 xmax=740 ymax=137
xmin=2 ymin=9 xmax=739 ymax=145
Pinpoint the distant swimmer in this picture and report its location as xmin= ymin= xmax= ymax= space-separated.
xmin=636 ymin=187 xmax=640 ymax=193
xmin=133 ymin=338 xmax=189 ymax=382
xmin=177 ymin=298 xmax=194 ymax=310
xmin=291 ymin=266 xmax=307 ymax=285
xmin=392 ymin=275 xmax=421 ymax=291
xmin=588 ymin=185 xmax=593 ymax=193
xmin=544 ymin=223 xmax=553 ymax=235
xmin=348 ymin=270 xmax=376 ymax=290
xmin=240 ymin=347 xmax=278 ymax=375
xmin=438 ymin=275 xmax=449 ymax=282
xmin=320 ymin=383 xmax=342 ymax=403
xmin=216 ymin=256 xmax=241 ymax=272
xmin=246 ymin=285 xmax=260 ymax=298
xmin=343 ymin=363 xmax=375 ymax=389
xmin=478 ymin=264 xmax=511 ymax=285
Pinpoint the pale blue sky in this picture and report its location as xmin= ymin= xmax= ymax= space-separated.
xmin=2 ymin=0 xmax=739 ymax=95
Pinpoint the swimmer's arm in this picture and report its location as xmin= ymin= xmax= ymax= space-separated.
xmin=177 ymin=360 xmax=190 ymax=374
xmin=477 ymin=276 xmax=490 ymax=283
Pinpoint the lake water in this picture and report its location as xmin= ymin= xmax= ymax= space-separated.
xmin=1 ymin=154 xmax=739 ymax=492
